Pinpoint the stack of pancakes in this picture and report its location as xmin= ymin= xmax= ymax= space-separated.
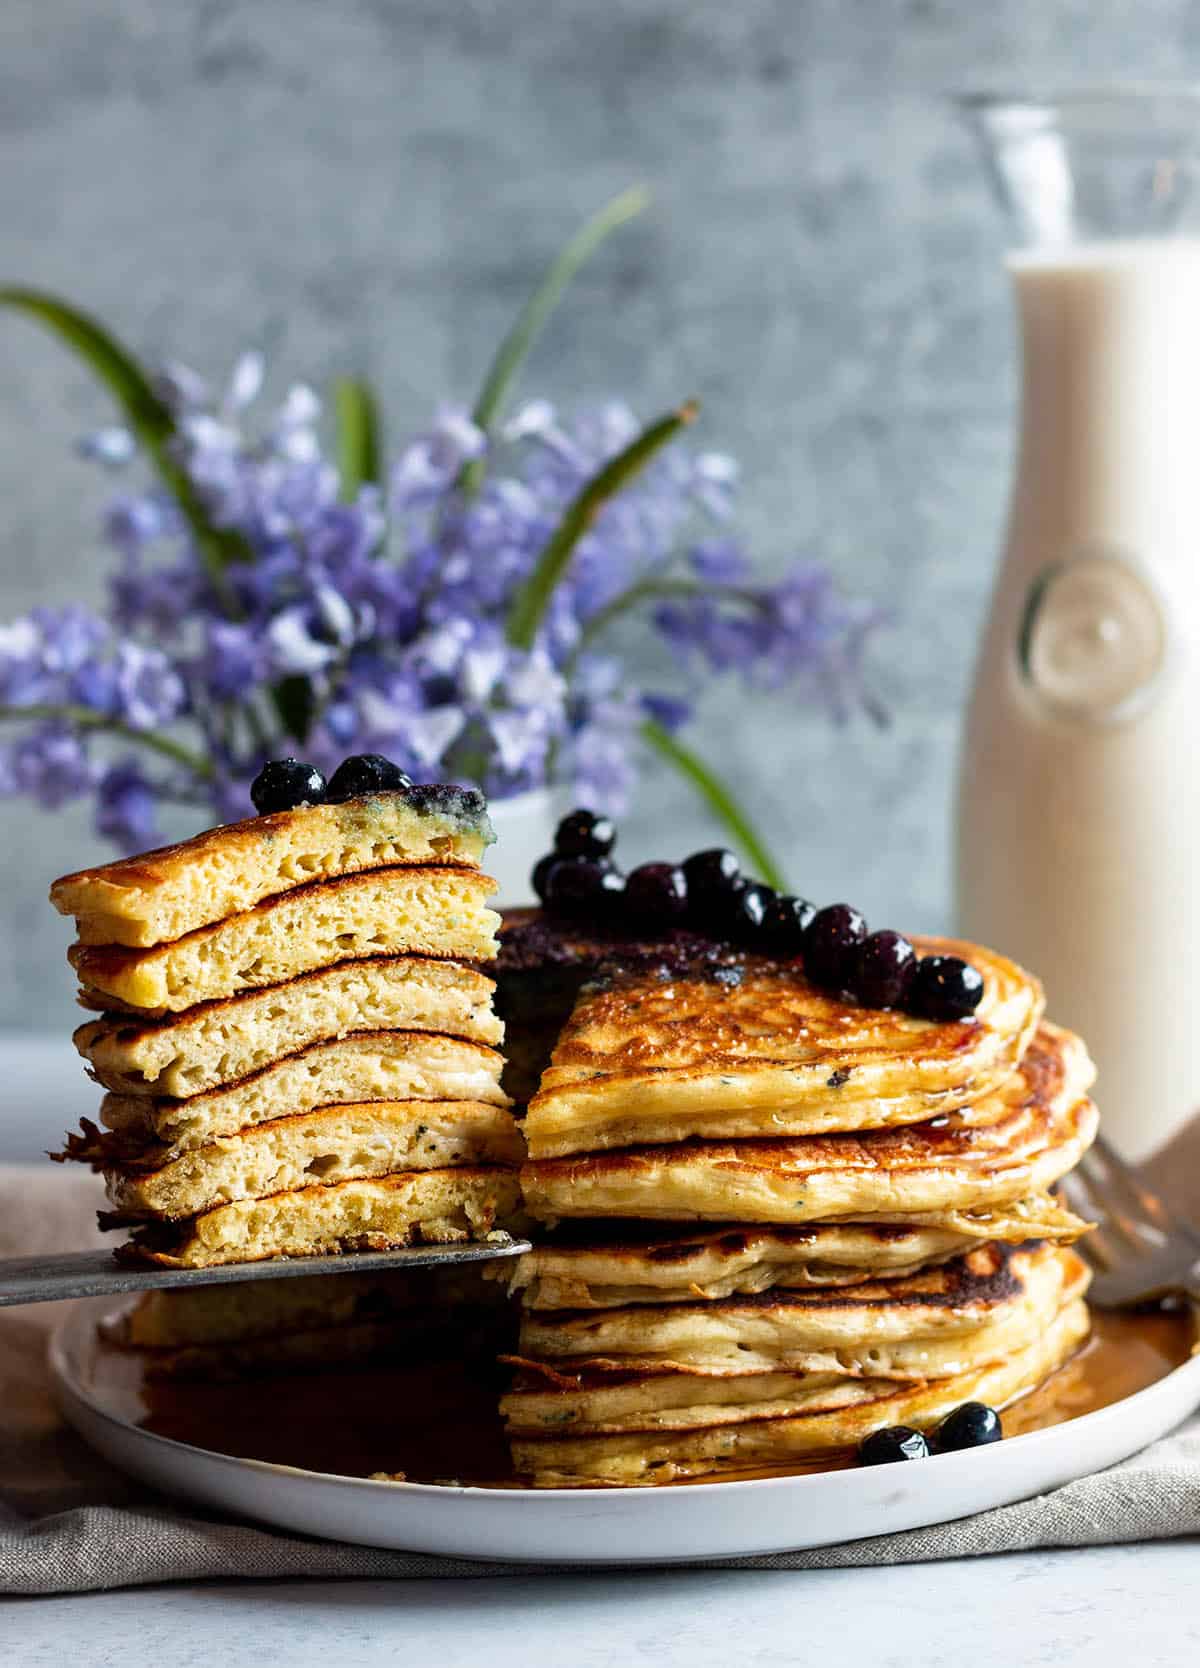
xmin=501 ymin=931 xmax=1098 ymax=1486
xmin=51 ymin=787 xmax=524 ymax=1266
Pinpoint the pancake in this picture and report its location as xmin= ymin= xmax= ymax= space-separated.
xmin=114 ymin=1166 xmax=527 ymax=1268
xmin=508 ymin=1298 xmax=1090 ymax=1486
xmin=74 ymin=955 xmax=503 ymax=1097
xmin=522 ymin=1023 xmax=1097 ymax=1225
xmin=522 ymin=935 xmax=1043 ymax=1157
xmin=514 ymin=1243 xmax=1086 ymax=1376
xmin=70 ymin=866 xmax=500 ymax=1015
xmin=101 ymin=1100 xmax=525 ymax=1218
xmin=51 ymin=785 xmax=493 ymax=948
xmin=94 ymin=1032 xmax=509 ymax=1153
xmin=113 ymin=1263 xmax=510 ymax=1379
xmin=503 ymin=1196 xmax=1091 ymax=1309
xmin=119 ymin=1263 xmax=498 ymax=1349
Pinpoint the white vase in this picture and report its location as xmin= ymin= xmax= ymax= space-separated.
xmin=485 ymin=787 xmax=565 ymax=906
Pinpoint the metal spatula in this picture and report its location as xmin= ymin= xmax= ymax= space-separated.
xmin=0 ymin=1236 xmax=532 ymax=1307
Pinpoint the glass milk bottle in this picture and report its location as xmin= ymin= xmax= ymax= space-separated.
xmin=956 ymin=90 xmax=1200 ymax=1160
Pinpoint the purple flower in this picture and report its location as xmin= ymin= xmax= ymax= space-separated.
xmin=94 ymin=760 xmax=161 ymax=851
xmin=9 ymin=724 xmax=94 ymax=808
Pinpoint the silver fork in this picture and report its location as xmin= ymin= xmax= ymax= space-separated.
xmin=1063 ymin=1132 xmax=1200 ymax=1308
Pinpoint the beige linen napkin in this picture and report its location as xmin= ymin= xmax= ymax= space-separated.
xmin=2 ymin=1159 xmax=1200 ymax=1595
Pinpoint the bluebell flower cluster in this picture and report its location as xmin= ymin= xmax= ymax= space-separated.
xmin=0 ymin=354 xmax=882 ymax=850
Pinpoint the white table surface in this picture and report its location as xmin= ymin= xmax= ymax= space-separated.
xmin=3 ymin=1038 xmax=1198 ymax=1663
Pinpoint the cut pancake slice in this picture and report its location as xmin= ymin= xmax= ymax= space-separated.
xmin=523 ymin=935 xmax=1044 ymax=1157
xmin=119 ymin=1263 xmax=498 ymax=1350
xmin=112 ymin=1263 xmax=509 ymax=1379
xmin=52 ymin=786 xmax=493 ymax=948
xmin=508 ymin=1297 xmax=1090 ymax=1486
xmin=70 ymin=866 xmax=500 ymax=1014
xmin=74 ymin=955 xmax=502 ymax=1097
xmin=102 ymin=1100 xmax=525 ymax=1218
xmin=522 ymin=1023 xmax=1097 ymax=1226
xmin=96 ymin=1032 xmax=509 ymax=1153
xmin=503 ymin=1196 xmax=1091 ymax=1309
xmin=116 ymin=1166 xmax=526 ymax=1268
xmin=515 ymin=1243 xmax=1088 ymax=1376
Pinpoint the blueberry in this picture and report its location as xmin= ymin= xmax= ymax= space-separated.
xmin=762 ymin=894 xmax=816 ymax=954
xmin=859 ymin=1425 xmax=930 ymax=1465
xmin=910 ymin=955 xmax=984 ymax=1021
xmin=853 ymin=929 xmax=918 ymax=1009
xmin=250 ymin=758 xmax=327 ymax=815
xmin=531 ymin=852 xmax=558 ymax=904
xmin=727 ymin=882 xmax=776 ymax=942
xmin=625 ymin=862 xmax=688 ymax=925
xmin=326 ymin=754 xmax=413 ymax=802
xmin=803 ymin=903 xmax=868 ymax=991
xmin=543 ymin=858 xmax=624 ymax=916
xmin=933 ymin=1402 xmax=1002 ymax=1453
xmin=554 ymin=808 xmax=616 ymax=860
xmin=682 ymin=849 xmax=742 ymax=914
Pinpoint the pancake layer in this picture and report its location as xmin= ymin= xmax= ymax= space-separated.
xmin=118 ymin=1167 xmax=526 ymax=1268
xmin=508 ymin=1298 xmax=1090 ymax=1485
xmin=70 ymin=866 xmax=500 ymax=1014
xmin=503 ymin=1196 xmax=1090 ymax=1308
xmin=102 ymin=1100 xmax=525 ymax=1217
xmin=523 ymin=935 xmax=1043 ymax=1157
xmin=522 ymin=1023 xmax=1097 ymax=1225
xmin=96 ymin=1031 xmax=509 ymax=1152
xmin=74 ymin=955 xmax=503 ymax=1096
xmin=52 ymin=786 xmax=493 ymax=947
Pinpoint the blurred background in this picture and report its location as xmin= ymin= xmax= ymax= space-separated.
xmin=1 ymin=0 xmax=1194 ymax=1038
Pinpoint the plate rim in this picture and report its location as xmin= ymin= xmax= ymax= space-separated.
xmin=48 ymin=1295 xmax=1200 ymax=1507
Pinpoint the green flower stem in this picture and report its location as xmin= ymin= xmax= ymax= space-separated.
xmin=0 ymin=704 xmax=215 ymax=778
xmin=640 ymin=716 xmax=787 ymax=892
xmin=506 ymin=402 xmax=699 ymax=652
xmin=460 ymin=184 xmax=651 ymax=498
xmin=333 ymin=376 xmax=383 ymax=499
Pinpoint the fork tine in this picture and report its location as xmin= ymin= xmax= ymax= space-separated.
xmin=1079 ymin=1136 xmax=1176 ymax=1233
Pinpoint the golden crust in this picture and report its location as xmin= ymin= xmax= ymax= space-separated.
xmin=102 ymin=1100 xmax=525 ymax=1218
xmin=69 ymin=866 xmax=500 ymax=1014
xmin=503 ymin=1196 xmax=1091 ymax=1309
xmin=117 ymin=1166 xmax=527 ymax=1268
xmin=74 ymin=955 xmax=502 ymax=1096
xmin=509 ymin=1298 xmax=1090 ymax=1484
xmin=521 ymin=1023 xmax=1097 ymax=1225
xmin=523 ymin=937 xmax=1043 ymax=1157
xmin=512 ymin=1244 xmax=1088 ymax=1375
xmin=98 ymin=1031 xmax=509 ymax=1152
xmin=51 ymin=790 xmax=493 ymax=947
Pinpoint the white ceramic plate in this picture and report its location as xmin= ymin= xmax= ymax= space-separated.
xmin=51 ymin=1299 xmax=1200 ymax=1566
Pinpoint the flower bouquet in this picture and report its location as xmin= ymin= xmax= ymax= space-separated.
xmin=0 ymin=188 xmax=880 ymax=885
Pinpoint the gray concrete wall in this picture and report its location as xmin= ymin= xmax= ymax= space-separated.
xmin=1 ymin=0 xmax=1194 ymax=1030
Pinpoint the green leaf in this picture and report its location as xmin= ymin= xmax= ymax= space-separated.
xmin=0 ymin=288 xmax=253 ymax=596
xmin=506 ymin=401 xmax=698 ymax=652
xmin=333 ymin=376 xmax=383 ymax=500
xmin=640 ymin=716 xmax=788 ymax=892
xmin=460 ymin=183 xmax=650 ymax=495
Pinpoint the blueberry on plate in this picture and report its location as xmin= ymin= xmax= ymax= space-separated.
xmin=802 ymin=903 xmax=868 ymax=990
xmin=326 ymin=754 xmax=413 ymax=802
xmin=859 ymin=1425 xmax=930 ymax=1465
xmin=933 ymin=1402 xmax=1002 ymax=1452
xmin=853 ymin=929 xmax=918 ymax=1009
xmin=909 ymin=955 xmax=984 ymax=1021
xmin=250 ymin=759 xmax=327 ymax=815
xmin=682 ymin=849 xmax=742 ymax=915
xmin=543 ymin=857 xmax=623 ymax=915
xmin=762 ymin=893 xmax=816 ymax=954
xmin=554 ymin=808 xmax=617 ymax=860
xmin=625 ymin=862 xmax=689 ymax=925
